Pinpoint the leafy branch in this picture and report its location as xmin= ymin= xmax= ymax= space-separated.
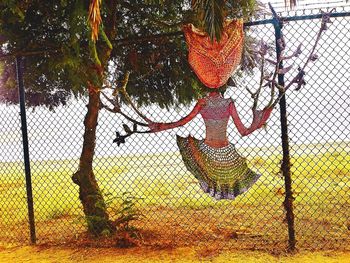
xmin=191 ymin=0 xmax=298 ymax=42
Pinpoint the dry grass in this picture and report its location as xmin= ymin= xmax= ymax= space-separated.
xmin=0 ymin=143 xmax=349 ymax=254
xmin=1 ymin=245 xmax=350 ymax=262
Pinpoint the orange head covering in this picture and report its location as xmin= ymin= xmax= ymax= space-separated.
xmin=183 ymin=19 xmax=244 ymax=89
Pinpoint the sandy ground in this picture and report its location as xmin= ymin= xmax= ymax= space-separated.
xmin=0 ymin=245 xmax=350 ymax=263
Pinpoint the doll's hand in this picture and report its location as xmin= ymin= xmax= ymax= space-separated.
xmin=252 ymin=106 xmax=273 ymax=129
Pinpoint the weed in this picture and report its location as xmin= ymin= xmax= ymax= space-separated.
xmin=107 ymin=192 xmax=144 ymax=247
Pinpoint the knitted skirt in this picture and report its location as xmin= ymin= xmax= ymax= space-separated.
xmin=176 ymin=135 xmax=261 ymax=200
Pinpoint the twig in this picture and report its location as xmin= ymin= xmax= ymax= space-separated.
xmin=255 ymin=9 xmax=335 ymax=110
xmin=284 ymin=9 xmax=335 ymax=91
xmin=118 ymin=72 xmax=152 ymax=123
xmin=100 ymin=92 xmax=148 ymax=127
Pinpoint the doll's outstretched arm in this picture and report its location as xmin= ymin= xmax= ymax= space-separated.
xmin=148 ymin=99 xmax=205 ymax=132
xmin=229 ymin=99 xmax=273 ymax=137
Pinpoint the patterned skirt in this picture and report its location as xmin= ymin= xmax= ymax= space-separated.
xmin=176 ymin=135 xmax=261 ymax=200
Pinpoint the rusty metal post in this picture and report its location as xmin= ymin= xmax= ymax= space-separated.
xmin=269 ymin=4 xmax=296 ymax=252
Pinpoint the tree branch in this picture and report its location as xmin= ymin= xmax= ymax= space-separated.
xmin=115 ymin=31 xmax=183 ymax=46
xmin=0 ymin=48 xmax=60 ymax=60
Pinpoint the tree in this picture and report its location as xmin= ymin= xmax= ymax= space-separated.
xmin=0 ymin=0 xmax=116 ymax=235
xmin=0 ymin=0 xmax=267 ymax=236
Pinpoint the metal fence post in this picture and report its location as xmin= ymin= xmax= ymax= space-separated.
xmin=16 ymin=56 xmax=36 ymax=244
xmin=269 ymin=4 xmax=296 ymax=252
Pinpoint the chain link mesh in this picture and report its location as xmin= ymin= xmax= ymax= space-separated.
xmin=0 ymin=8 xmax=349 ymax=251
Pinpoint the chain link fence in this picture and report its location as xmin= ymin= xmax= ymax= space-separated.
xmin=0 ymin=7 xmax=349 ymax=252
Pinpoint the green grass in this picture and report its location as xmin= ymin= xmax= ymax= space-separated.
xmin=0 ymin=143 xmax=349 ymax=247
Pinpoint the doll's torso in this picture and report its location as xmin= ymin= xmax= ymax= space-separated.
xmin=200 ymin=93 xmax=231 ymax=148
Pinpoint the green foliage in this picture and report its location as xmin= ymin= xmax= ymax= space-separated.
xmin=193 ymin=0 xmax=225 ymax=41
xmin=105 ymin=1 xmax=200 ymax=108
xmin=103 ymin=191 xmax=144 ymax=245
xmin=111 ymin=192 xmax=144 ymax=232
xmin=0 ymin=0 xmax=100 ymax=107
xmin=0 ymin=0 xmax=260 ymax=109
xmin=192 ymin=0 xmax=258 ymax=41
xmin=226 ymin=0 xmax=258 ymax=19
xmin=110 ymin=0 xmax=261 ymax=107
xmin=144 ymin=0 xmax=165 ymax=5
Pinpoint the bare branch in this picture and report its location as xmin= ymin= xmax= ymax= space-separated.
xmin=265 ymin=58 xmax=277 ymax=65
xmin=277 ymin=64 xmax=293 ymax=75
xmin=254 ymin=9 xmax=335 ymax=111
xmin=252 ymin=56 xmax=265 ymax=110
xmin=116 ymin=72 xmax=153 ymax=123
xmin=281 ymin=43 xmax=302 ymax=60
xmin=100 ymin=100 xmax=148 ymax=127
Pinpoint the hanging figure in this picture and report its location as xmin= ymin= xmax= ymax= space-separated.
xmin=147 ymin=19 xmax=273 ymax=200
xmin=147 ymin=89 xmax=273 ymax=200
xmin=104 ymin=11 xmax=332 ymax=200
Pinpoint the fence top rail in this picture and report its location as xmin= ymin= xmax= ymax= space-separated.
xmin=1 ymin=10 xmax=349 ymax=59
xmin=245 ymin=10 xmax=350 ymax=27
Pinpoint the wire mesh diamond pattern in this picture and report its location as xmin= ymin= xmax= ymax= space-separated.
xmin=0 ymin=8 xmax=349 ymax=251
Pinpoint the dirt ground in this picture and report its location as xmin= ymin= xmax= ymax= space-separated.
xmin=1 ymin=245 xmax=350 ymax=263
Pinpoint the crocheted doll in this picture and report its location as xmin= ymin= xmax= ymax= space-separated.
xmin=110 ymin=11 xmax=330 ymax=200
xmin=148 ymin=90 xmax=272 ymax=200
xmin=146 ymin=19 xmax=273 ymax=200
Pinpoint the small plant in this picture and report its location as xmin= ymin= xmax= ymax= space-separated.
xmin=110 ymin=192 xmax=144 ymax=247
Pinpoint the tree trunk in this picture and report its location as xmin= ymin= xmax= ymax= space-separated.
xmin=71 ymin=0 xmax=117 ymax=237
xmin=72 ymin=86 xmax=113 ymax=235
